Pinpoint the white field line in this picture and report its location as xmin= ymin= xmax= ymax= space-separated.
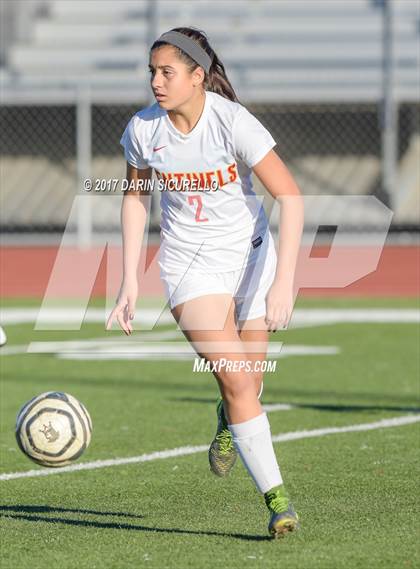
xmin=1 ymin=414 xmax=418 ymax=482
xmin=54 ymin=343 xmax=338 ymax=360
xmin=0 ymin=308 xmax=419 ymax=327
xmin=0 ymin=342 xmax=339 ymax=359
xmin=0 ymin=308 xmax=174 ymax=326
xmin=0 ymin=308 xmax=417 ymax=357
xmin=262 ymin=403 xmax=295 ymax=412
xmin=0 ymin=329 xmax=185 ymax=357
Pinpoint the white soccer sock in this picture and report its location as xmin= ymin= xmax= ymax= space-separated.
xmin=228 ymin=412 xmax=283 ymax=494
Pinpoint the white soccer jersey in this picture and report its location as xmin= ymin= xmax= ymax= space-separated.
xmin=120 ymin=90 xmax=276 ymax=275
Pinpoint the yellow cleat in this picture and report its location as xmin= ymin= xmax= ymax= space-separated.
xmin=208 ymin=398 xmax=237 ymax=477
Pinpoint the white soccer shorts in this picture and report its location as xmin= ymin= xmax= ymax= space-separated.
xmin=160 ymin=232 xmax=277 ymax=322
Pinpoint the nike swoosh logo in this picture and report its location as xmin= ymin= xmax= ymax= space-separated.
xmin=153 ymin=145 xmax=167 ymax=152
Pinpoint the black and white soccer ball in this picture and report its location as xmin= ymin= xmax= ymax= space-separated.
xmin=15 ymin=391 xmax=92 ymax=467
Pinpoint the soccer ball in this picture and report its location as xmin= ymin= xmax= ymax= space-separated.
xmin=0 ymin=326 xmax=6 ymax=347
xmin=15 ymin=391 xmax=92 ymax=467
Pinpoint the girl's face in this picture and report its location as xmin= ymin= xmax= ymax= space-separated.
xmin=149 ymin=45 xmax=203 ymax=109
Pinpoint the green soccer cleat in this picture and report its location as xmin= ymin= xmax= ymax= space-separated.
xmin=264 ymin=485 xmax=300 ymax=539
xmin=208 ymin=397 xmax=238 ymax=477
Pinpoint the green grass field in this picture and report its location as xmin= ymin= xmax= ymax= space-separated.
xmin=1 ymin=297 xmax=419 ymax=569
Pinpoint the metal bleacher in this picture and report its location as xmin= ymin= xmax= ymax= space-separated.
xmin=0 ymin=1 xmax=419 ymax=232
xmin=2 ymin=0 xmax=419 ymax=103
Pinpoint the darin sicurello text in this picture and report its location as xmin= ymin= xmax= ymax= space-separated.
xmin=83 ymin=178 xmax=220 ymax=192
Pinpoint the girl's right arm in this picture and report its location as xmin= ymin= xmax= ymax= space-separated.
xmin=106 ymin=163 xmax=153 ymax=335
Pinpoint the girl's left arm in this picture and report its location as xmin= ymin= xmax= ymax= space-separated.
xmin=252 ymin=149 xmax=305 ymax=331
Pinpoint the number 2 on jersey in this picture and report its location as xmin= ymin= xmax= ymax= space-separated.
xmin=187 ymin=194 xmax=209 ymax=222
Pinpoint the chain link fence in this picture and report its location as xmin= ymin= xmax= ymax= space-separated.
xmin=1 ymin=0 xmax=419 ymax=239
xmin=1 ymin=98 xmax=418 ymax=235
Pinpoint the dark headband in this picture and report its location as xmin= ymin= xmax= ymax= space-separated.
xmin=155 ymin=30 xmax=213 ymax=74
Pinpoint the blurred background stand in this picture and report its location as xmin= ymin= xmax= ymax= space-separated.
xmin=0 ymin=0 xmax=418 ymax=249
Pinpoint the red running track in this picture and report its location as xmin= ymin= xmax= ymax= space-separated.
xmin=0 ymin=245 xmax=419 ymax=298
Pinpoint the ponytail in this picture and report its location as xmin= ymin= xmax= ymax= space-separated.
xmin=150 ymin=26 xmax=240 ymax=103
xmin=205 ymin=51 xmax=239 ymax=103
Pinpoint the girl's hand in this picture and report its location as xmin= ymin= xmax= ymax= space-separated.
xmin=265 ymin=280 xmax=294 ymax=332
xmin=106 ymin=278 xmax=138 ymax=335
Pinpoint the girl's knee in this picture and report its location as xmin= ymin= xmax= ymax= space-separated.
xmin=251 ymin=370 xmax=264 ymax=387
xmin=219 ymin=372 xmax=254 ymax=402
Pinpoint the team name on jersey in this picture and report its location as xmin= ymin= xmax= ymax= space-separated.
xmin=154 ymin=162 xmax=238 ymax=191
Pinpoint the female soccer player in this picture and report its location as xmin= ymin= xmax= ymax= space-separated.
xmin=107 ymin=27 xmax=304 ymax=539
